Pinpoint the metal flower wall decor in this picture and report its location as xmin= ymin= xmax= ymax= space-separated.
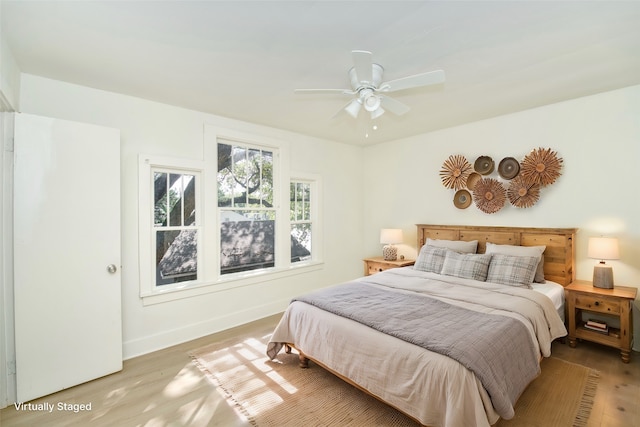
xmin=439 ymin=147 xmax=563 ymax=214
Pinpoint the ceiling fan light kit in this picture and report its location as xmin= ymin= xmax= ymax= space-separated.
xmin=363 ymin=91 xmax=381 ymax=111
xmin=295 ymin=50 xmax=445 ymax=121
xmin=344 ymin=99 xmax=362 ymax=118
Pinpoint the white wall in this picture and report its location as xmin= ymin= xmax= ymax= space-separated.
xmin=363 ymin=84 xmax=640 ymax=348
xmin=18 ymin=74 xmax=364 ymax=359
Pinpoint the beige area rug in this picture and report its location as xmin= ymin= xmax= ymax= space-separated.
xmin=190 ymin=335 xmax=599 ymax=427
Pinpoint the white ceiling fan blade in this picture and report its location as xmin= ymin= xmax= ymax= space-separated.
xmin=380 ymin=69 xmax=445 ymax=93
xmin=352 ymin=50 xmax=373 ymax=84
xmin=295 ymin=88 xmax=355 ymax=95
xmin=380 ymin=95 xmax=411 ymax=116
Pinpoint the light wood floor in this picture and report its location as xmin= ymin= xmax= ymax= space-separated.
xmin=1 ymin=313 xmax=638 ymax=427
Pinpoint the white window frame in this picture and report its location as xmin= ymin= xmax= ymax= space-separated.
xmin=138 ymin=127 xmax=323 ymax=306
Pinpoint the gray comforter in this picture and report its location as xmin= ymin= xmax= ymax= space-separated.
xmin=293 ymin=280 xmax=540 ymax=419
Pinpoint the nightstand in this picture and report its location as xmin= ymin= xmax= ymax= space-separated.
xmin=363 ymin=257 xmax=415 ymax=276
xmin=565 ymin=280 xmax=637 ymax=363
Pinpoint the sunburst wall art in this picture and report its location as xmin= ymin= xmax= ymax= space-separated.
xmin=438 ymin=148 xmax=563 ymax=214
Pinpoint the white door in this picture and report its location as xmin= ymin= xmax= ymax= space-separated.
xmin=14 ymin=113 xmax=122 ymax=402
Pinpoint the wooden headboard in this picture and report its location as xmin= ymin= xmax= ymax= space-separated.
xmin=416 ymin=224 xmax=577 ymax=286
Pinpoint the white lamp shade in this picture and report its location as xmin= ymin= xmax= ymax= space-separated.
xmin=380 ymin=228 xmax=403 ymax=244
xmin=587 ymin=237 xmax=620 ymax=261
xmin=345 ymin=99 xmax=362 ymax=118
xmin=364 ymin=93 xmax=381 ymax=112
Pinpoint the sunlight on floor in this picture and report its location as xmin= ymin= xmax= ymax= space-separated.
xmin=191 ymin=333 xmax=302 ymax=418
xmin=163 ymin=365 xmax=204 ymax=397
xmin=89 ymin=380 xmax=143 ymax=423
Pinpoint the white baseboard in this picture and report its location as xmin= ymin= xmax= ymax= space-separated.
xmin=122 ymin=299 xmax=288 ymax=360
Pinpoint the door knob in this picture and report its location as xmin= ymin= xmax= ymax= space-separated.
xmin=107 ymin=264 xmax=118 ymax=274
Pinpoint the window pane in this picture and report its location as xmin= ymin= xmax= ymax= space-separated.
xmin=290 ymin=182 xmax=310 ymax=222
xmin=218 ymin=144 xmax=275 ymax=209
xmin=156 ymin=229 xmax=197 ymax=285
xmin=220 ymin=210 xmax=275 ymax=274
xmin=154 ymin=173 xmax=195 ymax=227
xmin=217 ymin=143 xmax=235 ymax=207
xmin=246 ymin=148 xmax=261 ymax=207
xmin=233 ymin=146 xmax=249 ymax=207
xmin=183 ymin=174 xmax=196 ymax=225
xmin=295 ymin=183 xmax=302 ymax=220
xmin=291 ymin=223 xmax=311 ymax=263
xmin=289 ymin=182 xmax=296 ymax=221
xmin=261 ymin=150 xmax=273 ymax=207
xmin=301 ymin=183 xmax=310 ymax=221
xmin=154 ymin=172 xmax=168 ymax=226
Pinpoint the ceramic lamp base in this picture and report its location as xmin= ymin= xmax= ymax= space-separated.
xmin=382 ymin=244 xmax=397 ymax=261
xmin=593 ymin=264 xmax=614 ymax=289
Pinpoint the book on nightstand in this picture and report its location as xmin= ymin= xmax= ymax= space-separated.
xmin=584 ymin=319 xmax=608 ymax=334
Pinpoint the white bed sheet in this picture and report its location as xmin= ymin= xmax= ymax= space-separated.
xmin=531 ymin=280 xmax=565 ymax=321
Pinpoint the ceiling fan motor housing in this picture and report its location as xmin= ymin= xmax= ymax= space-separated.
xmin=349 ymin=63 xmax=384 ymax=112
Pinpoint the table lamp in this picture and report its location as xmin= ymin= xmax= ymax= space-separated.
xmin=587 ymin=237 xmax=619 ymax=289
xmin=380 ymin=229 xmax=403 ymax=261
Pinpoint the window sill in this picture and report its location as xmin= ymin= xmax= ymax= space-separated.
xmin=140 ymin=261 xmax=324 ymax=306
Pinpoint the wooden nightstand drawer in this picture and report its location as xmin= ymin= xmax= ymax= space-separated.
xmin=363 ymin=257 xmax=415 ymax=276
xmin=367 ymin=261 xmax=392 ymax=275
xmin=574 ymin=294 xmax=620 ymax=314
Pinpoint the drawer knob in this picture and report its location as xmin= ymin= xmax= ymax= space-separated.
xmin=594 ymin=301 xmax=600 ymax=306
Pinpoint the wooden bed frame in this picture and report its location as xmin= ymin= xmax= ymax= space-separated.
xmin=285 ymin=224 xmax=578 ymax=426
xmin=417 ymin=224 xmax=577 ymax=286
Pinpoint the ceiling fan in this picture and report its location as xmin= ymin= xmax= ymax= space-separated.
xmin=295 ymin=50 xmax=445 ymax=120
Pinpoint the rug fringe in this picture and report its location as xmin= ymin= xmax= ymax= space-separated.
xmin=189 ymin=354 xmax=259 ymax=427
xmin=573 ymin=369 xmax=600 ymax=427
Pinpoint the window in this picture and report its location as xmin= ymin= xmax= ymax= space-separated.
xmin=217 ymin=141 xmax=277 ymax=275
xmin=138 ymin=155 xmax=203 ymax=300
xmin=290 ymin=180 xmax=312 ymax=263
xmin=153 ymin=171 xmax=199 ymax=285
xmin=138 ymin=127 xmax=323 ymax=305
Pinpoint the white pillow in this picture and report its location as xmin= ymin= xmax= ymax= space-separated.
xmin=427 ymin=238 xmax=478 ymax=254
xmin=485 ymin=242 xmax=546 ymax=283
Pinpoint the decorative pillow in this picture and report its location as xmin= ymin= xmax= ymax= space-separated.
xmin=486 ymin=254 xmax=539 ymax=288
xmin=414 ymin=245 xmax=449 ymax=273
xmin=427 ymin=238 xmax=478 ymax=254
xmin=441 ymin=251 xmax=492 ymax=281
xmin=485 ymin=242 xmax=546 ymax=283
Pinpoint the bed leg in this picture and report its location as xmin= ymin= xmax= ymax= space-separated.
xmin=285 ymin=344 xmax=292 ymax=354
xmin=298 ymin=353 xmax=309 ymax=368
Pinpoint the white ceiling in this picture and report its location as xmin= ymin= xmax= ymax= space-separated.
xmin=3 ymin=1 xmax=640 ymax=146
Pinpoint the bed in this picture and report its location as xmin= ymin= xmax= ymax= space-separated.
xmin=267 ymin=225 xmax=576 ymax=427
